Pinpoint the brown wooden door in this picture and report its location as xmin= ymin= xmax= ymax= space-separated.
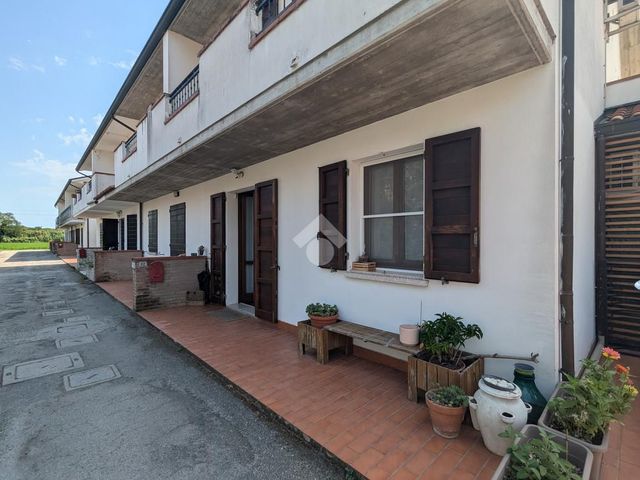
xmin=254 ymin=179 xmax=278 ymax=322
xmin=238 ymin=191 xmax=255 ymax=305
xmin=597 ymin=132 xmax=640 ymax=352
xmin=210 ymin=193 xmax=226 ymax=305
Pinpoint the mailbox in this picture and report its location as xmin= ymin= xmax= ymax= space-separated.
xmin=78 ymin=248 xmax=87 ymax=259
xmin=148 ymin=261 xmax=164 ymax=283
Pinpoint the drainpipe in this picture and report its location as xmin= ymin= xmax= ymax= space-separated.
xmin=559 ymin=0 xmax=575 ymax=377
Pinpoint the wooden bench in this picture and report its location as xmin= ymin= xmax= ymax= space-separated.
xmin=297 ymin=319 xmax=420 ymax=364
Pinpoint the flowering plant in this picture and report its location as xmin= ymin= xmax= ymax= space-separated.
xmin=548 ymin=347 xmax=637 ymax=444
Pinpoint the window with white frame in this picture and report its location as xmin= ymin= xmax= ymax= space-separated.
xmin=363 ymin=154 xmax=423 ymax=270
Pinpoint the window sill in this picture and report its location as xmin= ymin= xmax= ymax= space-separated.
xmin=345 ymin=269 xmax=429 ymax=287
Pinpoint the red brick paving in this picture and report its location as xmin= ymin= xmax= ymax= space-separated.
xmin=95 ymin=280 xmax=639 ymax=480
xmin=59 ymin=255 xmax=77 ymax=268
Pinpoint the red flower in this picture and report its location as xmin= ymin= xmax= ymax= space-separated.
xmin=616 ymin=364 xmax=630 ymax=375
xmin=602 ymin=347 xmax=621 ymax=361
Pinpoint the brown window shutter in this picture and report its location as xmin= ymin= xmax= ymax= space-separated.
xmin=424 ymin=128 xmax=480 ymax=283
xmin=318 ymin=160 xmax=347 ymax=270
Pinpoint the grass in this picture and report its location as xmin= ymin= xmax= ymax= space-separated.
xmin=0 ymin=242 xmax=50 ymax=251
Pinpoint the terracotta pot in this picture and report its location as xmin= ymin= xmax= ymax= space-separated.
xmin=399 ymin=324 xmax=419 ymax=346
xmin=426 ymin=390 xmax=467 ymax=439
xmin=309 ymin=314 xmax=338 ymax=328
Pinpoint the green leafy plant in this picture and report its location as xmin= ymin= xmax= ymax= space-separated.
xmin=498 ymin=427 xmax=581 ymax=480
xmin=547 ymin=347 xmax=637 ymax=444
xmin=427 ymin=385 xmax=468 ymax=408
xmin=418 ymin=312 xmax=483 ymax=368
xmin=305 ymin=303 xmax=338 ymax=317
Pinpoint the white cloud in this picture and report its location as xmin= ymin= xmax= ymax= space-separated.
xmin=68 ymin=115 xmax=75 ymax=123
xmin=88 ymin=56 xmax=99 ymax=66
xmin=92 ymin=113 xmax=104 ymax=126
xmin=12 ymin=150 xmax=77 ymax=185
xmin=7 ymin=56 xmax=45 ymax=73
xmin=58 ymin=128 xmax=91 ymax=147
xmin=78 ymin=117 xmax=85 ymax=125
xmin=33 ymin=117 xmax=45 ymax=124
xmin=8 ymin=56 xmax=26 ymax=71
xmin=54 ymin=55 xmax=67 ymax=66
xmin=108 ymin=59 xmax=134 ymax=70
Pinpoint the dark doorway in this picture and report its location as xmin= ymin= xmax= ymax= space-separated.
xmin=254 ymin=180 xmax=278 ymax=322
xmin=210 ymin=193 xmax=226 ymax=305
xmin=126 ymin=214 xmax=138 ymax=250
xmin=119 ymin=218 xmax=125 ymax=250
xmin=102 ymin=219 xmax=119 ymax=250
xmin=170 ymin=203 xmax=186 ymax=256
xmin=238 ymin=191 xmax=255 ymax=306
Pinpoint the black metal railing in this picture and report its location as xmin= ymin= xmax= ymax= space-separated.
xmin=168 ymin=66 xmax=199 ymax=117
xmin=256 ymin=0 xmax=298 ymax=32
xmin=124 ymin=133 xmax=137 ymax=158
xmin=56 ymin=205 xmax=72 ymax=227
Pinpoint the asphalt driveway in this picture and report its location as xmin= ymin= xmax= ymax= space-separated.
xmin=0 ymin=250 xmax=343 ymax=480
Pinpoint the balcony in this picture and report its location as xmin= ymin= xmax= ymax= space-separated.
xmin=56 ymin=206 xmax=72 ymax=228
xmin=124 ymin=134 xmax=137 ymax=159
xmin=105 ymin=0 xmax=555 ymax=203
xmin=167 ymin=66 xmax=199 ymax=120
xmin=73 ymin=173 xmax=116 ymax=217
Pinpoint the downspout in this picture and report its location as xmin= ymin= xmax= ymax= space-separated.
xmin=559 ymin=0 xmax=575 ymax=377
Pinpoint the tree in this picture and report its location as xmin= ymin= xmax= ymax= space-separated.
xmin=0 ymin=212 xmax=23 ymax=239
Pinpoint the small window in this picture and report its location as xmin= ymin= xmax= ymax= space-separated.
xmin=148 ymin=210 xmax=158 ymax=253
xmin=256 ymin=0 xmax=297 ymax=32
xmin=364 ymin=155 xmax=424 ymax=270
xmin=126 ymin=214 xmax=138 ymax=250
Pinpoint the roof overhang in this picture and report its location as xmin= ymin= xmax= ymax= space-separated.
xmin=53 ymin=177 xmax=89 ymax=207
xmin=108 ymin=0 xmax=555 ymax=203
xmin=75 ymin=0 xmax=247 ymax=172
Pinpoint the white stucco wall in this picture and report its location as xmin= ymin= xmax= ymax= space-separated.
xmin=163 ymin=31 xmax=201 ymax=94
xmin=605 ymin=75 xmax=640 ymax=108
xmin=138 ymin=64 xmax=562 ymax=395
xmin=572 ymin=0 xmax=605 ymax=368
xmin=91 ymin=150 xmax=115 ymax=174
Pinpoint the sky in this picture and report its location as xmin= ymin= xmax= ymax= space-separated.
xmin=0 ymin=1 xmax=168 ymax=228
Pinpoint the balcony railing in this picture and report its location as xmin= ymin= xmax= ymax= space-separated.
xmin=56 ymin=205 xmax=72 ymax=227
xmin=124 ymin=133 xmax=137 ymax=158
xmin=168 ymin=66 xmax=199 ymax=117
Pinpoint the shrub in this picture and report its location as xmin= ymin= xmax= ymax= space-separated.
xmin=418 ymin=312 xmax=483 ymax=368
xmin=305 ymin=303 xmax=338 ymax=317
xmin=499 ymin=427 xmax=581 ymax=480
xmin=548 ymin=347 xmax=638 ymax=444
xmin=427 ymin=385 xmax=469 ymax=408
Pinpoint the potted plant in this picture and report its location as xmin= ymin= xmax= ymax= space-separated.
xmin=492 ymin=425 xmax=593 ymax=480
xmin=306 ymin=303 xmax=339 ymax=328
xmin=538 ymin=347 xmax=638 ymax=480
xmin=426 ymin=385 xmax=468 ymax=438
xmin=408 ymin=313 xmax=484 ymax=401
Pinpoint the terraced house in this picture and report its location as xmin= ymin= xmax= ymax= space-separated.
xmin=54 ymin=0 xmax=640 ymax=398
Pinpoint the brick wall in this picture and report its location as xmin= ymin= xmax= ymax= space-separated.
xmin=53 ymin=241 xmax=78 ymax=256
xmin=83 ymin=250 xmax=142 ymax=282
xmin=132 ymin=256 xmax=207 ymax=311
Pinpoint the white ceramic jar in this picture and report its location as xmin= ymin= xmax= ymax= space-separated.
xmin=468 ymin=375 xmax=532 ymax=455
xmin=399 ymin=324 xmax=419 ymax=346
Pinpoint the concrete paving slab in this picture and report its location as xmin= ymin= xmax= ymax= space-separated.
xmin=2 ymin=352 xmax=84 ymax=385
xmin=42 ymin=309 xmax=74 ymax=317
xmin=63 ymin=365 xmax=121 ymax=391
xmin=56 ymin=335 xmax=98 ymax=349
